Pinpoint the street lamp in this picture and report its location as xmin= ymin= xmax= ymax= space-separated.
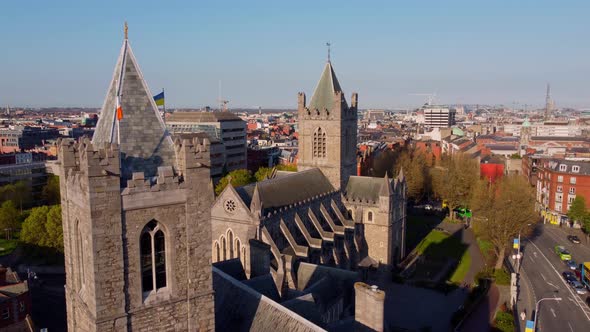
xmin=533 ymin=297 xmax=562 ymax=331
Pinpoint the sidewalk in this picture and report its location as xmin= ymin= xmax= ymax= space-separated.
xmin=509 ymin=256 xmax=536 ymax=332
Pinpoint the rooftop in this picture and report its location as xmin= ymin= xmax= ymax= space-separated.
xmin=167 ymin=111 xmax=243 ymax=123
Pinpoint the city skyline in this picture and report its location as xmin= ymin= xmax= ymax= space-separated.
xmin=2 ymin=0 xmax=590 ymax=109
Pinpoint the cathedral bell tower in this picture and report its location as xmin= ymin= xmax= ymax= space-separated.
xmin=297 ymin=56 xmax=358 ymax=190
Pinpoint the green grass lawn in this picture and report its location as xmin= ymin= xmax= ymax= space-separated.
xmin=0 ymin=239 xmax=19 ymax=256
xmin=450 ymin=250 xmax=471 ymax=284
xmin=414 ymin=230 xmax=471 ymax=284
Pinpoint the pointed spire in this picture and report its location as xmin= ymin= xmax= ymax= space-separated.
xmin=92 ymin=31 xmax=175 ymax=179
xmin=250 ymin=183 xmax=262 ymax=214
xmin=379 ymin=173 xmax=393 ymax=197
xmin=308 ymin=61 xmax=348 ymax=112
xmin=124 ymin=21 xmax=128 ymax=40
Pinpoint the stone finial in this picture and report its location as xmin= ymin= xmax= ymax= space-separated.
xmin=124 ymin=21 xmax=128 ymax=40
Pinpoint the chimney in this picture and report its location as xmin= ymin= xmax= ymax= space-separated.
xmin=354 ymin=282 xmax=385 ymax=331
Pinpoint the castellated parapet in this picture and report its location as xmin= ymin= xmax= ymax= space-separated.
xmin=59 ymin=135 xmax=215 ymax=332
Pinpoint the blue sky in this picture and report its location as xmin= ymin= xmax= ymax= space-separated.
xmin=1 ymin=0 xmax=589 ymax=109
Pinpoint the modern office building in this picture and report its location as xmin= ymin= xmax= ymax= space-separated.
xmin=167 ymin=112 xmax=247 ymax=173
xmin=423 ymin=106 xmax=456 ymax=128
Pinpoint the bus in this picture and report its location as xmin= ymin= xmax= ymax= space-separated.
xmin=582 ymin=262 xmax=590 ymax=290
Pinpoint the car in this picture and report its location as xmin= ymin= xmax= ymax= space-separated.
xmin=424 ymin=204 xmax=433 ymax=210
xmin=555 ymin=246 xmax=572 ymax=261
xmin=567 ymin=260 xmax=578 ymax=270
xmin=563 ymin=271 xmax=577 ymax=283
xmin=570 ymin=280 xmax=588 ymax=295
xmin=568 ymin=235 xmax=581 ymax=244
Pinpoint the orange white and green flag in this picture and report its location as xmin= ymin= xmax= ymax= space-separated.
xmin=116 ymin=96 xmax=123 ymax=120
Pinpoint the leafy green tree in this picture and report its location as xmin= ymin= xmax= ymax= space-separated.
xmin=45 ymin=205 xmax=63 ymax=251
xmin=0 ymin=181 xmax=32 ymax=211
xmin=0 ymin=201 xmax=20 ymax=233
xmin=431 ymin=153 xmax=479 ymax=220
xmin=276 ymin=164 xmax=297 ymax=172
xmin=42 ymin=174 xmax=61 ymax=205
xmin=215 ymin=169 xmax=255 ymax=195
xmin=21 ymin=206 xmax=50 ymax=247
xmin=567 ymin=196 xmax=588 ymax=226
xmin=20 ymin=205 xmax=63 ymax=252
xmin=254 ymin=167 xmax=273 ymax=182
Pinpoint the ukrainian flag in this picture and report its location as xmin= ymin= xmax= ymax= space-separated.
xmin=525 ymin=320 xmax=534 ymax=332
xmin=153 ymin=91 xmax=165 ymax=106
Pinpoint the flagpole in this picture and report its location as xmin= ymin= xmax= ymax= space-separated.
xmin=162 ymin=88 xmax=166 ymax=124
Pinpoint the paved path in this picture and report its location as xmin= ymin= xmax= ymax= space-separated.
xmin=438 ymin=222 xmax=486 ymax=285
xmin=459 ymin=283 xmax=500 ymax=332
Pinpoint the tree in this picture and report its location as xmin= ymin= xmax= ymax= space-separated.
xmin=0 ymin=201 xmax=20 ymax=233
xmin=472 ymin=175 xmax=538 ymax=268
xmin=42 ymin=174 xmax=61 ymax=205
xmin=393 ymin=149 xmax=428 ymax=203
xmin=431 ymin=153 xmax=479 ymax=220
xmin=254 ymin=167 xmax=273 ymax=182
xmin=0 ymin=181 xmax=32 ymax=211
xmin=214 ymin=169 xmax=255 ymax=195
xmin=567 ymin=196 xmax=588 ymax=226
xmin=20 ymin=206 xmax=50 ymax=247
xmin=20 ymin=205 xmax=63 ymax=252
xmin=276 ymin=164 xmax=297 ymax=172
xmin=371 ymin=149 xmax=397 ymax=177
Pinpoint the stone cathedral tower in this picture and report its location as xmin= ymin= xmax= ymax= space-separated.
xmin=297 ymin=59 xmax=358 ymax=190
xmin=56 ymin=26 xmax=214 ymax=331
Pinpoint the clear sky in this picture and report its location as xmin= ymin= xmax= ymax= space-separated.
xmin=2 ymin=0 xmax=589 ymax=109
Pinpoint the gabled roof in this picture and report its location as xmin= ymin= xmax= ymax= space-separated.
xmin=236 ymin=168 xmax=335 ymax=212
xmin=308 ymin=61 xmax=348 ymax=111
xmin=92 ymin=38 xmax=175 ymax=178
xmin=344 ymin=175 xmax=391 ymax=202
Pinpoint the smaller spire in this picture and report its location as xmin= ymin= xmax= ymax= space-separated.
xmin=379 ymin=173 xmax=393 ymax=197
xmin=124 ymin=21 xmax=128 ymax=40
xmin=326 ymin=42 xmax=331 ymax=62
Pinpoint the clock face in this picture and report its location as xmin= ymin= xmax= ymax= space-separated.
xmin=224 ymin=199 xmax=237 ymax=214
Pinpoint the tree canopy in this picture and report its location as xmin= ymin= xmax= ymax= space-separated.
xmin=254 ymin=164 xmax=297 ymax=182
xmin=393 ymin=149 xmax=429 ymax=203
xmin=431 ymin=153 xmax=479 ymax=219
xmin=215 ymin=169 xmax=255 ymax=195
xmin=20 ymin=205 xmax=63 ymax=252
xmin=42 ymin=174 xmax=61 ymax=205
xmin=471 ymin=175 xmax=537 ymax=268
xmin=0 ymin=181 xmax=32 ymax=211
xmin=0 ymin=201 xmax=20 ymax=232
xmin=568 ymin=196 xmax=590 ymax=233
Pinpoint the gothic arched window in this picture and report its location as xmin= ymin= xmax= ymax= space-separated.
xmin=313 ymin=127 xmax=327 ymax=158
xmin=140 ymin=220 xmax=167 ymax=293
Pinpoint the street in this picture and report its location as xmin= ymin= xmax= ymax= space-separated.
xmin=518 ymin=224 xmax=590 ymax=331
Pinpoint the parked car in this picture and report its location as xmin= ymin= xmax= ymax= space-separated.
xmin=570 ymin=280 xmax=588 ymax=295
xmin=555 ymin=246 xmax=572 ymax=261
xmin=563 ymin=271 xmax=577 ymax=283
xmin=568 ymin=235 xmax=581 ymax=244
xmin=567 ymin=260 xmax=578 ymax=270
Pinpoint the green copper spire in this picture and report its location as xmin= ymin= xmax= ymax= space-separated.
xmin=308 ymin=61 xmax=348 ymax=111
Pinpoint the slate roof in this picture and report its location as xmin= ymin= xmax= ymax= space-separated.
xmin=242 ymin=274 xmax=281 ymax=302
xmin=167 ymin=111 xmax=243 ymax=123
xmin=531 ymin=136 xmax=589 ymax=142
xmin=344 ymin=176 xmax=391 ymax=202
xmin=237 ymin=168 xmax=335 ymax=211
xmin=92 ymin=38 xmax=175 ymax=179
xmin=308 ymin=61 xmax=348 ymax=111
xmin=546 ymin=159 xmax=590 ymax=175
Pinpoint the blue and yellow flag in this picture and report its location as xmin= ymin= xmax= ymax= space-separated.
xmin=525 ymin=320 xmax=534 ymax=332
xmin=153 ymin=91 xmax=165 ymax=106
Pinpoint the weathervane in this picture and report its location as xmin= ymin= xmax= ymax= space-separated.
xmin=326 ymin=42 xmax=331 ymax=62
xmin=124 ymin=21 xmax=128 ymax=40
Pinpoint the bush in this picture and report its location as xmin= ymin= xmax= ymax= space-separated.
xmin=494 ymin=311 xmax=515 ymax=332
xmin=494 ymin=269 xmax=511 ymax=285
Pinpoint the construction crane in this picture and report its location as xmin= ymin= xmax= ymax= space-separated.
xmin=409 ymin=93 xmax=437 ymax=106
xmin=217 ymin=99 xmax=229 ymax=112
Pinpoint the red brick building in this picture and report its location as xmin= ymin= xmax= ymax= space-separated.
xmin=536 ymin=158 xmax=590 ymax=225
xmin=0 ymin=266 xmax=32 ymax=331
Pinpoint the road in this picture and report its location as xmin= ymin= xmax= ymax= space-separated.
xmin=519 ymin=224 xmax=590 ymax=331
